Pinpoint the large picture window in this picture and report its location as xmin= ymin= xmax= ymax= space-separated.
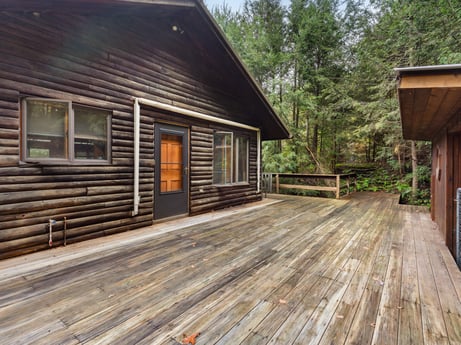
xmin=22 ymin=99 xmax=110 ymax=163
xmin=213 ymin=131 xmax=249 ymax=185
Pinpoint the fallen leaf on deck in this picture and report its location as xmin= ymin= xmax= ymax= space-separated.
xmin=182 ymin=332 xmax=201 ymax=344
xmin=370 ymin=323 xmax=376 ymax=328
xmin=192 ymin=242 xmax=197 ymax=247
xmin=279 ymin=299 xmax=288 ymax=304
xmin=336 ymin=315 xmax=344 ymax=319
xmin=372 ymin=276 xmax=384 ymax=286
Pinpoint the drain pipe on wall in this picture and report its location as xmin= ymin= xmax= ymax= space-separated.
xmin=132 ymin=98 xmax=141 ymax=216
xmin=63 ymin=216 xmax=67 ymax=246
xmin=132 ymin=97 xmax=263 ymax=214
xmin=48 ymin=219 xmax=56 ymax=247
xmin=256 ymin=129 xmax=261 ymax=193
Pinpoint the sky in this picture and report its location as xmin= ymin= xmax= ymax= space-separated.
xmin=204 ymin=0 xmax=290 ymax=12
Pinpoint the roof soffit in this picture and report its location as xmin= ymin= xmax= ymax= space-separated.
xmin=397 ymin=68 xmax=461 ymax=140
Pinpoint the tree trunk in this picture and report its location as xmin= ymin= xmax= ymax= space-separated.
xmin=279 ymin=76 xmax=283 ymax=104
xmin=312 ymin=123 xmax=318 ymax=155
xmin=306 ymin=115 xmax=310 ymax=147
xmin=274 ymin=140 xmax=280 ymax=154
xmin=372 ymin=135 xmax=377 ymax=162
xmin=293 ymin=59 xmax=298 ymax=127
xmin=366 ymin=136 xmax=371 ymax=162
xmin=411 ymin=139 xmax=418 ymax=201
xmin=394 ymin=143 xmax=404 ymax=177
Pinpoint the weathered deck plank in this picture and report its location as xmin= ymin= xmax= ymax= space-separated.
xmin=0 ymin=193 xmax=460 ymax=345
xmin=398 ymin=212 xmax=424 ymax=345
xmin=414 ymin=211 xmax=450 ymax=345
xmin=370 ymin=199 xmax=404 ymax=345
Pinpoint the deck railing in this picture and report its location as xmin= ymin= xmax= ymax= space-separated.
xmin=262 ymin=173 xmax=357 ymax=199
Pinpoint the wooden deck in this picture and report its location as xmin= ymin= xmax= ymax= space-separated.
xmin=1 ymin=192 xmax=461 ymax=345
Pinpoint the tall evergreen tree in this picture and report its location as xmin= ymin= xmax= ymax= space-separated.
xmin=209 ymin=0 xmax=461 ymax=201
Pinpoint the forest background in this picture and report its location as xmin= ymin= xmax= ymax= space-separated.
xmin=206 ymin=0 xmax=461 ymax=205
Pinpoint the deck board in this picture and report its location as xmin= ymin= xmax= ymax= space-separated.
xmin=0 ymin=193 xmax=461 ymax=345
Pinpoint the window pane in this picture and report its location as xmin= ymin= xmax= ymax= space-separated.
xmin=235 ymin=136 xmax=248 ymax=183
xmin=160 ymin=133 xmax=183 ymax=193
xmin=74 ymin=106 xmax=108 ymax=160
xmin=26 ymin=100 xmax=68 ymax=159
xmin=213 ymin=132 xmax=232 ymax=184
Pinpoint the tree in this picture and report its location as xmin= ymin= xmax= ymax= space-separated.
xmin=353 ymin=0 xmax=461 ymax=200
xmin=209 ymin=0 xmax=461 ymax=203
xmin=290 ymin=0 xmax=347 ymax=171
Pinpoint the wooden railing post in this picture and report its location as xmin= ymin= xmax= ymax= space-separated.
xmin=336 ymin=174 xmax=340 ymax=199
xmin=276 ymin=174 xmax=280 ymax=194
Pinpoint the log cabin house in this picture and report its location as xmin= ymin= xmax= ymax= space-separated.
xmin=396 ymin=64 xmax=461 ymax=264
xmin=0 ymin=0 xmax=290 ymax=258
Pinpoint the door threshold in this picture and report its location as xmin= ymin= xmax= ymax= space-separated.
xmin=153 ymin=213 xmax=189 ymax=224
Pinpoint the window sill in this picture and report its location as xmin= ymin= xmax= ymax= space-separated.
xmin=19 ymin=159 xmax=111 ymax=166
xmin=212 ymin=182 xmax=250 ymax=188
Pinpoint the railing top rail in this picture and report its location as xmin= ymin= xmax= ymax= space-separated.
xmin=266 ymin=173 xmax=357 ymax=178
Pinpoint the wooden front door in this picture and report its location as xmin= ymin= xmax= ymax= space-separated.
xmin=154 ymin=123 xmax=189 ymax=219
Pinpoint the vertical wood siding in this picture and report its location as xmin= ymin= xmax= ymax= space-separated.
xmin=431 ymin=133 xmax=448 ymax=249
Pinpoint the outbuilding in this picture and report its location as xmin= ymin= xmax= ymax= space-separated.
xmin=396 ymin=64 xmax=461 ymax=263
xmin=0 ymin=0 xmax=289 ymax=258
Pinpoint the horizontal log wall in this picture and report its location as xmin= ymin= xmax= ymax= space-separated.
xmin=145 ymin=110 xmax=261 ymax=217
xmin=189 ymin=126 xmax=260 ymax=215
xmin=0 ymin=9 xmax=261 ymax=259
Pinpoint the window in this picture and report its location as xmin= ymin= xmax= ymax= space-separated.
xmin=22 ymin=99 xmax=110 ymax=163
xmin=160 ymin=133 xmax=183 ymax=193
xmin=74 ymin=106 xmax=109 ymax=160
xmin=234 ymin=135 xmax=248 ymax=183
xmin=213 ymin=132 xmax=232 ymax=184
xmin=213 ymin=131 xmax=249 ymax=185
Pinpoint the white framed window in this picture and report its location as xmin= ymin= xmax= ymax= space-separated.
xmin=213 ymin=131 xmax=249 ymax=185
xmin=22 ymin=98 xmax=111 ymax=163
xmin=213 ymin=132 xmax=233 ymax=184
xmin=234 ymin=135 xmax=249 ymax=183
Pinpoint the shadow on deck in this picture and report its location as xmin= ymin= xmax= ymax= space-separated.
xmin=0 ymin=192 xmax=460 ymax=345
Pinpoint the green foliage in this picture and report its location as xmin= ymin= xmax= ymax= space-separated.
xmin=353 ymin=165 xmax=431 ymax=206
xmin=208 ymin=0 xmax=460 ymax=206
xmin=336 ymin=162 xmax=378 ymax=172
xmin=355 ymin=167 xmax=394 ymax=193
xmin=262 ymin=142 xmax=299 ymax=172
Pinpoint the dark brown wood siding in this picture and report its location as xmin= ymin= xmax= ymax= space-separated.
xmin=446 ymin=132 xmax=461 ymax=255
xmin=0 ymin=9 xmax=261 ymax=258
xmin=146 ymin=108 xmax=261 ymax=217
xmin=432 ymin=132 xmax=449 ymax=250
xmin=189 ymin=125 xmax=260 ymax=215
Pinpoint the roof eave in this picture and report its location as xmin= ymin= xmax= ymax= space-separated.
xmin=396 ymin=64 xmax=461 ymax=141
xmin=193 ymin=0 xmax=291 ymax=141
